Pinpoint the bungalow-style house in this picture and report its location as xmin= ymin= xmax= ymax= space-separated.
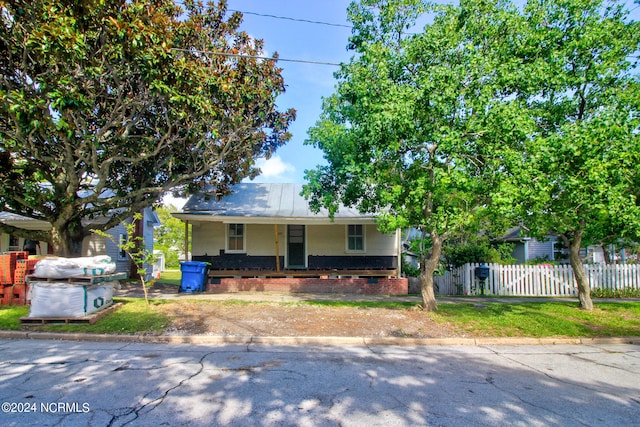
xmin=500 ymin=227 xmax=562 ymax=264
xmin=0 ymin=208 xmax=160 ymax=278
xmin=172 ymin=183 xmax=408 ymax=294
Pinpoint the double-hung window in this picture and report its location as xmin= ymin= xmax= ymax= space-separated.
xmin=347 ymin=224 xmax=365 ymax=252
xmin=227 ymin=224 xmax=245 ymax=252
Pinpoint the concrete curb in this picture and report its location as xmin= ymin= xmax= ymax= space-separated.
xmin=1 ymin=330 xmax=639 ymax=346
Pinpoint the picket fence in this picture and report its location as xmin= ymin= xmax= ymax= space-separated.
xmin=434 ymin=263 xmax=640 ymax=296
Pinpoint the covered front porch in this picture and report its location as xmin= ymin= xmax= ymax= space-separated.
xmin=191 ymin=252 xmax=407 ymax=295
xmin=173 ymin=183 xmax=408 ymax=295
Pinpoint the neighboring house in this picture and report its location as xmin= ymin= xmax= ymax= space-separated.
xmin=171 ymin=183 xmax=407 ymax=294
xmin=0 ymin=208 xmax=160 ymax=278
xmin=499 ymin=227 xmax=560 ymax=264
xmin=0 ymin=212 xmax=52 ymax=254
xmin=500 ymin=226 xmax=609 ymax=264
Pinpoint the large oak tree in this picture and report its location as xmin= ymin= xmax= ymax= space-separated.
xmin=0 ymin=0 xmax=294 ymax=255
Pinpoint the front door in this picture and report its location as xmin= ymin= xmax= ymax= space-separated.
xmin=287 ymin=225 xmax=305 ymax=268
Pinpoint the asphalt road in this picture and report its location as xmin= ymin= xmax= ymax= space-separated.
xmin=0 ymin=338 xmax=638 ymax=426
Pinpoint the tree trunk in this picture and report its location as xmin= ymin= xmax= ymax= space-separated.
xmin=419 ymin=233 xmax=443 ymax=311
xmin=50 ymin=222 xmax=85 ymax=257
xmin=601 ymin=244 xmax=611 ymax=264
xmin=129 ymin=213 xmax=144 ymax=279
xmin=564 ymin=232 xmax=593 ymax=311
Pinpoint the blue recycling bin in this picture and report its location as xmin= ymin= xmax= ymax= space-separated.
xmin=180 ymin=261 xmax=208 ymax=293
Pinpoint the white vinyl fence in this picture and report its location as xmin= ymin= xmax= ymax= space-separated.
xmin=435 ymin=263 xmax=640 ymax=296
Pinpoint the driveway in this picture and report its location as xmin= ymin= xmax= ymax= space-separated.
xmin=0 ymin=338 xmax=638 ymax=426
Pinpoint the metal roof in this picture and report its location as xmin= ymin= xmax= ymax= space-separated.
xmin=177 ymin=183 xmax=374 ymax=223
xmin=0 ymin=212 xmax=52 ymax=230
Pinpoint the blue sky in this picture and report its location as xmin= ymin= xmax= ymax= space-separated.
xmin=228 ymin=0 xmax=354 ymax=184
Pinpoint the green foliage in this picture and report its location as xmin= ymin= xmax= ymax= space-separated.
xmin=590 ymin=288 xmax=640 ymax=298
xmin=0 ymin=0 xmax=294 ymax=256
xmin=155 ymin=205 xmax=187 ymax=268
xmin=497 ymin=0 xmax=640 ymax=309
xmin=303 ymin=0 xmax=639 ymax=311
xmin=303 ymin=0 xmax=527 ymax=309
xmin=401 ymin=255 xmax=421 ymax=277
xmin=443 ymin=241 xmax=516 ymax=269
xmin=93 ymin=213 xmax=156 ymax=305
xmin=525 ymin=256 xmax=557 ymax=266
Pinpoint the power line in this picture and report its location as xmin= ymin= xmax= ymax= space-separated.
xmin=171 ymin=48 xmax=342 ymax=67
xmin=228 ymin=9 xmax=352 ymax=29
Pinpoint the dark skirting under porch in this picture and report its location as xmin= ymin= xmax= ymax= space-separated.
xmin=192 ymin=254 xmax=397 ymax=272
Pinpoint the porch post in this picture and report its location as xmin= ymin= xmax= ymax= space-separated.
xmin=184 ymin=220 xmax=189 ymax=262
xmin=274 ymin=224 xmax=281 ymax=272
xmin=396 ymin=228 xmax=402 ymax=278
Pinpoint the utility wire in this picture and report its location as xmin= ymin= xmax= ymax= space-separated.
xmin=171 ymin=48 xmax=342 ymax=66
xmin=228 ymin=9 xmax=352 ymax=29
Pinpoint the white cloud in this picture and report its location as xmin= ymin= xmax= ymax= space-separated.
xmin=256 ymin=156 xmax=295 ymax=178
xmin=161 ymin=194 xmax=188 ymax=210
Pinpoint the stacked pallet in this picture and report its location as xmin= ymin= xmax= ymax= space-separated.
xmin=21 ymin=256 xmax=125 ymax=323
xmin=25 ymin=273 xmax=126 ymax=321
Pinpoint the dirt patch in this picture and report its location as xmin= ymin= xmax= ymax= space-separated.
xmin=154 ymin=300 xmax=457 ymax=338
xmin=116 ymin=282 xmax=459 ymax=338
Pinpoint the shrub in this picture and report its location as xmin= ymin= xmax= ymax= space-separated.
xmin=590 ymin=288 xmax=640 ymax=298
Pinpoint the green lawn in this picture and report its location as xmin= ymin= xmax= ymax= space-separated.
xmin=0 ymin=298 xmax=171 ymax=334
xmin=158 ymin=270 xmax=181 ymax=285
xmin=1 ymin=297 xmax=638 ymax=337
xmin=432 ymin=301 xmax=640 ymax=338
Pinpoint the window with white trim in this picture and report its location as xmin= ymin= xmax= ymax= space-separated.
xmin=227 ymin=224 xmax=245 ymax=252
xmin=347 ymin=224 xmax=365 ymax=252
xmin=118 ymin=233 xmax=128 ymax=260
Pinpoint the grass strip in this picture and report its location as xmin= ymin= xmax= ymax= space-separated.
xmin=1 ymin=299 xmax=638 ymax=338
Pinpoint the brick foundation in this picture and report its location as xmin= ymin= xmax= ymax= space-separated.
xmin=205 ymin=277 xmax=408 ymax=295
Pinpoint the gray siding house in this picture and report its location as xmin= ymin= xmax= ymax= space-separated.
xmin=500 ymin=227 xmax=608 ymax=264
xmin=0 ymin=208 xmax=160 ymax=278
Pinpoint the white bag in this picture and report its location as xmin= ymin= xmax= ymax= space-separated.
xmin=28 ymin=281 xmax=115 ymax=318
xmin=33 ymin=255 xmax=117 ymax=279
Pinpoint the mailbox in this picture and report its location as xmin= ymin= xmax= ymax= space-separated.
xmin=474 ymin=264 xmax=490 ymax=295
xmin=475 ymin=264 xmax=490 ymax=280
